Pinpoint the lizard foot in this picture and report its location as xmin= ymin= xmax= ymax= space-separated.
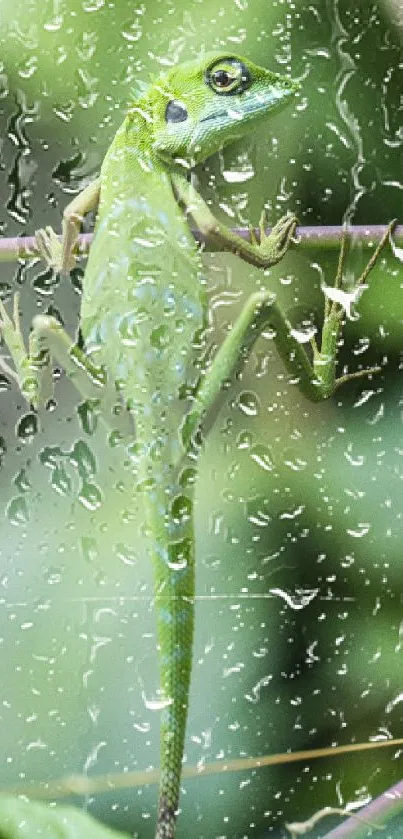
xmin=35 ymin=226 xmax=76 ymax=274
xmin=257 ymin=210 xmax=298 ymax=266
xmin=0 ymin=293 xmax=42 ymax=406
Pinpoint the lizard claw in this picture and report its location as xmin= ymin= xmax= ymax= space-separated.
xmin=257 ymin=211 xmax=298 ymax=266
xmin=258 ymin=208 xmax=269 ymax=241
xmin=0 ymin=293 xmax=39 ymax=402
xmin=0 ymin=354 xmax=19 ymax=383
xmin=248 ymin=224 xmax=259 ymax=247
xmin=35 ymin=226 xmax=76 ymax=274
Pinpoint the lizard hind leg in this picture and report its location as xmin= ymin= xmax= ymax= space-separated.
xmin=0 ymin=293 xmax=53 ymax=408
xmin=0 ymin=296 xmax=103 ymax=410
xmin=0 ymin=297 xmax=133 ymax=436
xmin=30 ymin=314 xmax=134 ymax=436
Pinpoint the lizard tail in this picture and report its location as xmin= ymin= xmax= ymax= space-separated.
xmin=146 ymin=476 xmax=195 ymax=839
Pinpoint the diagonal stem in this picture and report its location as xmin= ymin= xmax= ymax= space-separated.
xmin=354 ymin=219 xmax=397 ymax=288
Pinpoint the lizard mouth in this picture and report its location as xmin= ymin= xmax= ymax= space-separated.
xmin=199 ymin=109 xmax=228 ymax=123
xmin=199 ymin=85 xmax=296 ymax=127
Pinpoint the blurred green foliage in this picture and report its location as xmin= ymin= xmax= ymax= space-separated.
xmin=0 ymin=796 xmax=130 ymax=839
xmin=0 ymin=1 xmax=402 ymax=838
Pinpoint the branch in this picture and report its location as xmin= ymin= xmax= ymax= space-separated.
xmin=320 ymin=777 xmax=403 ymax=838
xmin=0 ymin=225 xmax=402 ymax=264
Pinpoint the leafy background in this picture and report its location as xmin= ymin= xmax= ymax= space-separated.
xmin=0 ymin=0 xmax=402 ymax=837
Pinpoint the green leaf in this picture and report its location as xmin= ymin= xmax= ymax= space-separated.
xmin=0 ymin=797 xmax=130 ymax=839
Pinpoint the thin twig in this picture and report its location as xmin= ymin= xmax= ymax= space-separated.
xmin=286 ymin=806 xmax=385 ymax=838
xmin=1 ymin=737 xmax=402 ymax=801
xmin=0 ymin=225 xmax=402 ymax=263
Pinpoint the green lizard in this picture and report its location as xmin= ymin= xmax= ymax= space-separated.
xmin=0 ymin=52 xmax=393 ymax=839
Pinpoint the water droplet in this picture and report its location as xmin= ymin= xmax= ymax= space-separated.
xmin=270 ymin=587 xmax=319 ymax=610
xmin=143 ymin=691 xmax=173 ymax=712
xmin=171 ymin=494 xmax=192 ymax=525
xmin=237 ymin=390 xmax=260 ymax=417
xmin=385 ymin=693 xmax=403 ymax=714
xmin=33 ymin=268 xmax=59 ymax=296
xmin=39 ymin=445 xmax=65 ymax=469
xmin=43 ymin=13 xmax=63 ymax=31
xmin=118 ymin=312 xmax=139 ymax=346
xmin=344 ymin=444 xmax=364 ymax=466
xmin=13 ymin=468 xmax=31 ymax=492
xmin=44 ymin=567 xmax=62 ymax=585
xmin=76 ymin=68 xmax=99 ymax=110
xmin=245 ymin=673 xmax=272 ymax=704
xmin=77 ymin=400 xmax=99 ymax=435
xmin=250 ymin=444 xmax=273 ymax=472
xmin=353 ymin=337 xmax=370 ymax=355
xmin=133 ymin=721 xmax=150 ymax=733
xmin=290 ymin=324 xmax=317 ymax=343
xmin=83 ymin=0 xmax=104 ymax=10
xmin=0 ymin=436 xmax=6 ymax=466
xmin=346 ymin=522 xmax=370 ymax=538
xmin=248 ymin=508 xmax=271 ymax=527
xmin=0 ymin=282 xmax=12 ymax=300
xmin=51 ymin=465 xmax=72 ymax=497
xmin=122 ymin=18 xmax=143 ymax=42
xmin=6 ymin=495 xmax=29 ymax=525
xmin=81 ymin=536 xmax=98 ymax=563
xmin=236 ymin=431 xmax=253 ymax=449
xmin=279 ymin=505 xmax=305 ymax=521
xmin=114 ymin=543 xmax=137 ymax=566
xmin=108 ymin=428 xmax=125 ymax=448
xmin=70 ymin=439 xmax=96 ymax=479
xmin=283 ymin=454 xmax=307 ymax=472
xmin=53 ymin=101 xmax=75 ymax=123
xmin=0 ymin=72 xmax=9 ymax=99
xmin=321 ymin=282 xmax=364 ymax=321
xmin=341 ymin=554 xmax=354 ymax=568
xmin=16 ymin=412 xmax=38 ymax=441
xmin=150 ymin=324 xmax=170 ymax=350
xmin=222 ymin=164 xmax=254 ymax=183
xmin=179 ymin=467 xmax=197 ymax=489
xmin=0 ymin=374 xmax=11 ymax=393
xmin=79 ymin=481 xmax=102 ymax=511
xmin=167 ymin=537 xmax=191 ymax=571
xmin=353 ymin=390 xmax=375 ymax=408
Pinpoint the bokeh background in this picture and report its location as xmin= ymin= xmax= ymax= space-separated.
xmin=0 ymin=1 xmax=402 ymax=837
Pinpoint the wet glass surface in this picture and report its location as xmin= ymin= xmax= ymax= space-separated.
xmin=0 ymin=2 xmax=402 ymax=837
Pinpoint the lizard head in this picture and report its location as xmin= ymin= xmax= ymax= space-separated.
xmin=145 ymin=52 xmax=300 ymax=166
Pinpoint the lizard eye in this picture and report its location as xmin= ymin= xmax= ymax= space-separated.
xmin=213 ymin=70 xmax=232 ymax=88
xmin=205 ymin=58 xmax=251 ymax=95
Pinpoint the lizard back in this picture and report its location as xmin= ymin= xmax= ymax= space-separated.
xmin=80 ymin=114 xmax=204 ymax=838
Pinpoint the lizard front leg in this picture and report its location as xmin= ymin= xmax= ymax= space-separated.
xmin=36 ymin=177 xmax=101 ymax=274
xmin=181 ymin=221 xmax=395 ymax=449
xmin=0 ymin=175 xmax=131 ymax=433
xmin=172 ymin=174 xmax=297 ymax=269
